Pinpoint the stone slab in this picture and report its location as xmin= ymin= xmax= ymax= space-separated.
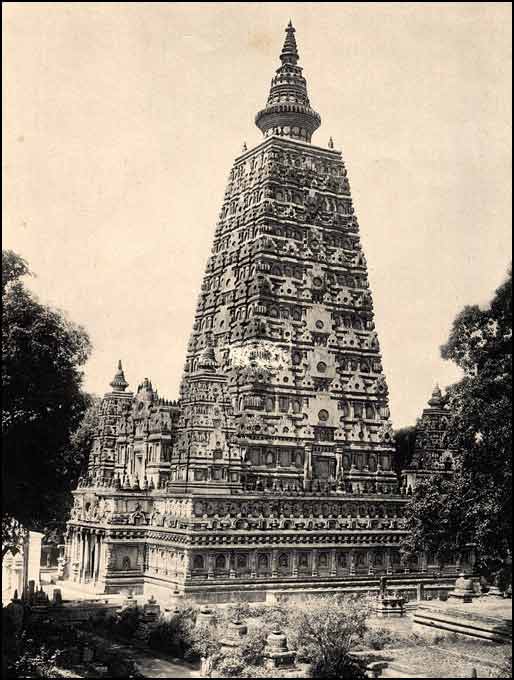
xmin=413 ymin=599 xmax=512 ymax=643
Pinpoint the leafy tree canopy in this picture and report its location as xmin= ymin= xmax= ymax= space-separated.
xmin=393 ymin=425 xmax=417 ymax=475
xmin=402 ymin=266 xmax=512 ymax=578
xmin=2 ymin=250 xmax=92 ymax=554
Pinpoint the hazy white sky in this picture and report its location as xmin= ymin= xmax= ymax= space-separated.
xmin=3 ymin=2 xmax=512 ymax=427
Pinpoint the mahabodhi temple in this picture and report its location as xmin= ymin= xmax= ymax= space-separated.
xmin=64 ymin=22 xmax=472 ymax=603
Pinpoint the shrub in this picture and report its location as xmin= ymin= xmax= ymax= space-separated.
xmin=2 ymin=604 xmax=20 ymax=662
xmin=174 ymin=598 xmax=199 ymax=624
xmin=260 ymin=605 xmax=288 ymax=630
xmin=286 ymin=595 xmax=370 ymax=678
xmin=188 ymin=623 xmax=222 ymax=661
xmin=225 ymin=602 xmax=252 ymax=622
xmin=212 ymin=651 xmax=246 ymax=677
xmin=239 ymin=627 xmax=268 ymax=666
xmin=244 ymin=604 xmax=268 ymax=618
xmin=8 ymin=636 xmax=61 ymax=679
xmin=148 ymin=611 xmax=196 ymax=658
xmin=108 ymin=605 xmax=142 ymax=639
xmin=361 ymin=624 xmax=404 ymax=650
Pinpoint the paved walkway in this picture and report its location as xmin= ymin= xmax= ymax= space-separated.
xmin=134 ymin=653 xmax=200 ymax=678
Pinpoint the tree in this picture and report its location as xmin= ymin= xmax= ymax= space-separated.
xmin=393 ymin=425 xmax=417 ymax=475
xmin=402 ymin=267 xmax=512 ymax=580
xmin=286 ymin=595 xmax=369 ymax=678
xmin=400 ymin=472 xmax=477 ymax=568
xmin=42 ymin=395 xmax=100 ymax=545
xmin=2 ymin=250 xmax=92 ymax=557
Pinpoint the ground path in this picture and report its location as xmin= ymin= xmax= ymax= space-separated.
xmin=133 ymin=651 xmax=200 ymax=679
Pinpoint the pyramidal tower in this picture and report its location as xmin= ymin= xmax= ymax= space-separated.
xmin=174 ymin=21 xmax=398 ymax=495
xmin=65 ymin=24 xmax=469 ymax=602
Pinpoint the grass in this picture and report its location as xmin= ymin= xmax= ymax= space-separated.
xmin=355 ymin=616 xmax=511 ymax=678
xmin=385 ymin=644 xmax=509 ymax=678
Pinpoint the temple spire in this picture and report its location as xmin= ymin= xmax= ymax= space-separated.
xmin=280 ymin=20 xmax=299 ymax=65
xmin=428 ymin=383 xmax=443 ymax=407
xmin=110 ymin=360 xmax=129 ymax=392
xmin=255 ymin=22 xmax=321 ymax=143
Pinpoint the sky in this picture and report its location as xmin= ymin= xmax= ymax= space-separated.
xmin=3 ymin=2 xmax=512 ymax=427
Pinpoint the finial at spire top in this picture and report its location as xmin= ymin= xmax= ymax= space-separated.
xmin=255 ymin=22 xmax=321 ymax=142
xmin=242 ymin=141 xmax=247 ymax=152
xmin=428 ymin=383 xmax=443 ymax=406
xmin=328 ymin=136 xmax=334 ymax=149
xmin=110 ymin=359 xmax=129 ymax=392
xmin=280 ymin=20 xmax=299 ymax=66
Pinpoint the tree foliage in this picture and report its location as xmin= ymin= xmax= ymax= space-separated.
xmin=2 ymin=250 xmax=92 ymax=553
xmin=393 ymin=425 xmax=417 ymax=474
xmin=400 ymin=472 xmax=477 ymax=567
xmin=402 ymin=267 xmax=512 ymax=578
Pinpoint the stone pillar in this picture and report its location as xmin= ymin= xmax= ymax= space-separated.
xmin=385 ymin=549 xmax=392 ymax=576
xmin=98 ymin=535 xmax=104 ymax=582
xmin=90 ymin=532 xmax=98 ymax=583
xmin=83 ymin=533 xmax=91 ymax=583
xmin=330 ymin=549 xmax=337 ymax=577
xmin=105 ymin=543 xmax=114 ymax=576
xmin=71 ymin=532 xmax=78 ymax=582
xmin=94 ymin=534 xmax=102 ymax=583
xmin=89 ymin=533 xmax=95 ymax=582
xmin=80 ymin=531 xmax=87 ymax=582
xmin=2 ymin=554 xmax=14 ymax=601
xmin=303 ymin=445 xmax=313 ymax=491
xmin=73 ymin=530 xmax=79 ymax=565
xmin=96 ymin=536 xmax=106 ymax=587
xmin=271 ymin=550 xmax=278 ymax=578
xmin=421 ymin=552 xmax=427 ymax=574
xmin=64 ymin=532 xmax=72 ymax=569
xmin=335 ymin=451 xmax=342 ymax=480
xmin=311 ymin=550 xmax=318 ymax=577
xmin=26 ymin=531 xmax=44 ymax=591
xmin=183 ymin=551 xmax=191 ymax=582
xmin=89 ymin=533 xmax=96 ymax=583
xmin=14 ymin=554 xmax=24 ymax=597
xmin=229 ymin=552 xmax=236 ymax=579
xmin=368 ymin=550 xmax=375 ymax=576
xmin=78 ymin=532 xmax=85 ymax=582
xmin=416 ymin=582 xmax=425 ymax=601
xmin=207 ymin=553 xmax=214 ymax=579
xmin=292 ymin=550 xmax=298 ymax=577
xmin=349 ymin=551 xmax=355 ymax=576
xmin=250 ymin=551 xmax=256 ymax=579
xmin=67 ymin=530 xmax=74 ymax=566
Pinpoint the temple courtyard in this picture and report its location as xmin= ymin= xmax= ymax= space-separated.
xmin=7 ymin=577 xmax=507 ymax=678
